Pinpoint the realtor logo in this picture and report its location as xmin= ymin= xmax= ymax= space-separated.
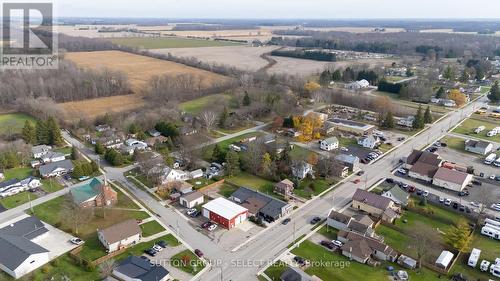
xmin=1 ymin=1 xmax=58 ymax=69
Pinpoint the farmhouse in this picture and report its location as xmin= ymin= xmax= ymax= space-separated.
xmin=202 ymin=197 xmax=248 ymax=229
xmin=351 ymin=189 xmax=399 ymax=222
xmin=179 ymin=191 xmax=204 ymax=208
xmin=32 ymin=145 xmax=52 ymax=159
xmin=113 ymin=256 xmax=170 ymax=281
xmin=230 ymin=187 xmax=292 ymax=222
xmin=0 ymin=216 xmax=50 ymax=279
xmin=98 ymin=219 xmax=142 ymax=252
xmin=70 ymin=178 xmax=118 ymax=208
xmin=432 ymin=167 xmax=473 ymax=192
xmin=320 ymin=137 xmax=339 ymax=151
xmin=464 ymin=139 xmax=493 ymax=155
xmin=329 ymin=118 xmax=375 ymax=135
xmin=122 ymin=138 xmax=148 ymax=155
xmin=382 ymin=185 xmax=410 ymax=206
xmin=38 ymin=160 xmax=74 ymax=178
xmin=157 ymin=166 xmax=190 ymax=185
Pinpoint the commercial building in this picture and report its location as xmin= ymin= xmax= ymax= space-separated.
xmin=202 ymin=197 xmax=248 ymax=229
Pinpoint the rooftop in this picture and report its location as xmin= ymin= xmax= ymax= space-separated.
xmin=99 ymin=219 xmax=142 ymax=244
xmin=203 ymin=197 xmax=248 ymax=220
xmin=434 ymin=167 xmax=471 ymax=185
xmin=352 ymin=189 xmax=392 ymax=210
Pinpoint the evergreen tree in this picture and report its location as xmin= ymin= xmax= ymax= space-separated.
xmin=211 ymin=144 xmax=226 ymax=163
xmin=332 ymin=69 xmax=342 ymax=81
xmin=318 ymin=70 xmax=331 ymax=85
xmin=242 ymin=92 xmax=251 ymax=106
xmin=424 ymin=106 xmax=433 ymax=124
xmin=219 ymin=106 xmax=229 ymax=127
xmin=47 ymin=117 xmax=63 ymax=146
xmin=90 ymin=161 xmax=99 ymax=173
xmin=128 ymin=123 xmax=140 ymax=134
xmin=412 ymin=105 xmax=425 ymax=129
xmin=405 ymin=68 xmax=414 ymax=77
xmin=72 ymin=165 xmax=84 ymax=178
xmin=384 ymin=111 xmax=395 ymax=128
xmin=436 ymin=86 xmax=446 ymax=99
xmin=22 ymin=120 xmax=36 ymax=144
xmin=487 ymin=81 xmax=500 ymax=102
xmin=71 ymin=147 xmax=79 ymax=160
xmin=95 ymin=143 xmax=105 ymax=155
xmin=225 ymin=150 xmax=240 ymax=177
xmin=36 ymin=120 xmax=49 ymax=145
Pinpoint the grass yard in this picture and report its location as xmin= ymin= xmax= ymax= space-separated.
xmin=226 ymin=172 xmax=279 ymax=198
xmin=179 ymin=94 xmax=232 ymax=115
xmin=469 ymin=231 xmax=500 ymax=261
xmin=289 ymin=145 xmax=316 ymax=161
xmin=113 ymin=234 xmax=181 ymax=262
xmin=140 ymin=220 xmax=166 ymax=237
xmin=0 ymin=113 xmax=36 ymax=135
xmin=41 ymin=179 xmax=64 ymax=193
xmin=109 ymin=37 xmax=241 ymax=49
xmin=294 ymin=178 xmax=335 ymax=199
xmin=384 ymin=76 xmax=407 ymax=83
xmin=201 ymin=132 xmax=264 ymax=160
xmin=262 ymin=261 xmax=288 ymax=280
xmin=441 ymin=136 xmax=469 ymax=153
xmin=452 ymin=117 xmax=500 ymax=143
xmin=170 ymin=249 xmax=205 ymax=275
xmin=78 ymin=235 xmax=107 ymax=261
xmin=2 ymin=167 xmax=33 ymax=180
xmin=290 ymin=240 xmax=438 ymax=281
xmin=54 ymin=146 xmax=73 ymax=155
xmin=111 ymin=182 xmax=142 ymax=209
xmin=217 ymin=183 xmax=239 ymax=198
xmin=317 ymin=225 xmax=339 ymax=241
xmin=337 ymin=137 xmax=358 ymax=148
xmin=0 ymin=191 xmax=38 ymax=209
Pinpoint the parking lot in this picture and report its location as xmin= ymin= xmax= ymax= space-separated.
xmin=437 ymin=146 xmax=500 ymax=179
xmin=145 ymin=243 xmax=193 ymax=281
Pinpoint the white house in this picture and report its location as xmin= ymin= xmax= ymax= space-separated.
xmin=39 ymin=160 xmax=74 ymax=178
xmin=41 ymin=151 xmax=66 ymax=164
xmin=291 ymin=161 xmax=314 ymax=179
xmin=397 ymin=116 xmax=415 ymax=128
xmin=98 ymin=219 xmax=142 ymax=252
xmin=158 ymin=166 xmax=190 ymax=185
xmin=464 ymin=139 xmax=493 ymax=155
xmin=179 ymin=191 xmax=204 ymax=208
xmin=432 ymin=167 xmax=473 ymax=192
xmin=0 ymin=177 xmax=41 ymax=198
xmin=345 ymin=79 xmax=370 ymax=90
xmin=122 ymin=139 xmax=148 ymax=155
xmin=358 ymin=135 xmax=380 ymax=149
xmin=31 ymin=145 xmax=52 ymax=159
xmin=320 ymin=137 xmax=339 ymax=151
xmin=0 ymin=216 xmax=50 ymax=279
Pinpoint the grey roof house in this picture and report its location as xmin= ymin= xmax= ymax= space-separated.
xmin=280 ymin=266 xmax=322 ymax=281
xmin=382 ymin=185 xmax=410 ymax=206
xmin=113 ymin=256 xmax=170 ymax=281
xmin=230 ymin=187 xmax=292 ymax=222
xmin=39 ymin=159 xmax=74 ymax=178
xmin=464 ymin=139 xmax=493 ymax=155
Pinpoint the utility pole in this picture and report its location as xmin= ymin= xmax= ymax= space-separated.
xmin=176 ymin=219 xmax=180 ymax=236
xmin=28 ymin=192 xmax=33 ymax=213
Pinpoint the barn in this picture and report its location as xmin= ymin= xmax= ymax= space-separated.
xmin=202 ymin=197 xmax=248 ymax=229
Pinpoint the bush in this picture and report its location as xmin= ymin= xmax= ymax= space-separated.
xmin=51 ymin=259 xmax=60 ymax=267
xmin=41 ymin=265 xmax=50 ymax=274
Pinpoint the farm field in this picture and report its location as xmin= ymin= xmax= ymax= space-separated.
xmin=179 ymin=94 xmax=232 ymax=115
xmin=152 ymin=45 xmax=279 ymax=72
xmin=109 ymin=37 xmax=241 ymax=49
xmin=62 ymin=50 xmax=230 ymax=118
xmin=0 ymin=113 xmax=36 ymax=135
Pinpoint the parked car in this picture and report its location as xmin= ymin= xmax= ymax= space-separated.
xmin=407 ymin=186 xmax=416 ymax=193
xmin=458 ymin=191 xmax=470 ymax=197
xmin=438 ymin=197 xmax=444 ymax=203
xmin=452 ymin=202 xmax=459 ymax=209
xmin=357 ymin=170 xmax=365 ymax=176
xmin=293 ymin=256 xmax=306 ymax=266
xmin=386 ymin=178 xmax=394 ymax=184
xmin=190 ymin=211 xmax=201 ymax=218
xmin=152 ymin=245 xmax=163 ymax=252
xmin=491 ymin=203 xmax=500 ymax=211
xmin=320 ymin=240 xmax=335 ymax=250
xmin=194 ymin=249 xmax=204 ymax=257
xmin=416 ymin=189 xmax=423 ymax=196
xmin=490 ymin=175 xmax=496 ymax=180
xmin=353 ymin=179 xmax=361 ymax=184
xmin=145 ymin=248 xmax=157 ymax=257
xmin=157 ymin=240 xmax=167 ymax=248
xmin=396 ymin=168 xmax=407 ymax=175
xmin=69 ymin=237 xmax=84 ymax=245
xmin=470 ymin=202 xmax=480 ymax=208
xmin=332 ymin=240 xmax=343 ymax=247
xmin=444 ymin=199 xmax=452 ymax=206
xmin=310 ymin=217 xmax=321 ymax=224
xmin=471 ymin=179 xmax=482 ymax=186
xmin=282 ymin=218 xmax=291 ymax=225
xmin=208 ymin=224 xmax=218 ymax=231
xmin=479 ymin=172 xmax=484 ymax=178
xmin=201 ymin=222 xmax=211 ymax=229
xmin=186 ymin=208 xmax=197 ymax=216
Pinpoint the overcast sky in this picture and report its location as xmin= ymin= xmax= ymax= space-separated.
xmin=58 ymin=0 xmax=500 ymax=19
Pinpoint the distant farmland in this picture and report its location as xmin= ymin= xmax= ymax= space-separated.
xmin=62 ymin=50 xmax=229 ymax=118
xmin=0 ymin=113 xmax=36 ymax=135
xmin=108 ymin=37 xmax=241 ymax=49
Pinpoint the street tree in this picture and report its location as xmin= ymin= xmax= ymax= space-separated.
xmin=424 ymin=106 xmax=433 ymax=124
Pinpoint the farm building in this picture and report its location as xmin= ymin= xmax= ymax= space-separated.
xmin=202 ymin=197 xmax=248 ymax=229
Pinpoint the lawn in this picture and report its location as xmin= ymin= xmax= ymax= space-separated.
xmin=441 ymin=136 xmax=468 ymax=153
xmin=291 ymin=240 xmax=438 ymax=281
xmin=289 ymin=145 xmax=316 ymax=161
xmin=0 ymin=254 xmax=100 ymax=281
xmin=78 ymin=235 xmax=107 ymax=261
xmin=469 ymin=231 xmax=500 ymax=261
xmin=452 ymin=117 xmax=500 ymax=143
xmin=0 ymin=191 xmax=38 ymax=209
xmin=3 ymin=167 xmax=33 ymax=180
xmin=337 ymin=137 xmax=358 ymax=148
xmin=111 ymin=182 xmax=142 ymax=209
xmin=41 ymin=179 xmax=64 ymax=193
xmin=179 ymin=94 xmax=232 ymax=115
xmin=201 ymin=132 xmax=264 ymax=160
xmin=217 ymin=183 xmax=239 ymax=198
xmin=226 ymin=172 xmax=278 ymax=197
xmin=294 ymin=178 xmax=335 ymax=199
xmin=0 ymin=113 xmax=36 ymax=135
xmin=170 ymin=249 xmax=205 ymax=275
xmin=109 ymin=37 xmax=240 ymax=49
xmin=262 ymin=261 xmax=288 ymax=280
xmin=54 ymin=146 xmax=73 ymax=155
xmin=113 ymin=234 xmax=181 ymax=261
xmin=140 ymin=220 xmax=166 ymax=237
xmin=317 ymin=225 xmax=339 ymax=241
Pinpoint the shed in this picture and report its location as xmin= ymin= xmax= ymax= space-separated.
xmin=435 ymin=251 xmax=454 ymax=269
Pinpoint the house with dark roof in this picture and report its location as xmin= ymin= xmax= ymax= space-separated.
xmin=98 ymin=220 xmax=142 ymax=253
xmin=113 ymin=256 xmax=170 ymax=281
xmin=352 ymin=189 xmax=399 ymax=222
xmin=280 ymin=266 xmax=322 ymax=281
xmin=0 ymin=177 xmax=41 ymax=198
xmin=230 ymin=187 xmax=292 ymax=222
xmin=71 ymin=178 xmax=118 ymax=208
xmin=274 ymin=179 xmax=294 ymax=197
xmin=0 ymin=216 xmax=50 ymax=279
xmin=382 ymin=185 xmax=410 ymax=206
xmin=291 ymin=161 xmax=314 ymax=180
xmin=327 ymin=210 xmax=375 ymax=236
xmin=404 ymin=150 xmax=442 ymax=170
xmin=334 ymin=154 xmax=359 ymax=171
xmin=338 ymin=230 xmax=397 ymax=264
xmin=464 ymin=139 xmax=493 ymax=155
xmin=39 ymin=159 xmax=74 ymax=178
xmin=408 ymin=160 xmax=440 ymax=183
xmin=433 ymin=167 xmax=473 ymax=192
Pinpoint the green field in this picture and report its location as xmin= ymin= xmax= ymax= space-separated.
xmin=171 ymin=249 xmax=205 ymax=275
xmin=3 ymin=167 xmax=33 ymax=180
xmin=41 ymin=179 xmax=64 ymax=193
xmin=226 ymin=172 xmax=279 ymax=198
xmin=179 ymin=94 xmax=232 ymax=115
xmin=140 ymin=220 xmax=166 ymax=237
xmin=201 ymin=132 xmax=264 ymax=160
xmin=109 ymin=37 xmax=240 ymax=49
xmin=295 ymin=178 xmax=336 ymax=199
xmin=0 ymin=192 xmax=38 ymax=209
xmin=452 ymin=117 xmax=500 ymax=143
xmin=0 ymin=113 xmax=36 ymax=135
xmin=441 ymin=136 xmax=469 ymax=153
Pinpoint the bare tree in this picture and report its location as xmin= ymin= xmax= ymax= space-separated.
xmin=60 ymin=194 xmax=94 ymax=235
xmin=98 ymin=259 xmax=117 ymax=278
xmin=412 ymin=221 xmax=441 ymax=270
xmin=200 ymin=111 xmax=217 ymax=132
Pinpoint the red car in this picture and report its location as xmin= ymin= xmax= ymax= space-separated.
xmin=195 ymin=249 xmax=204 ymax=257
xmin=353 ymin=179 xmax=361 ymax=184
